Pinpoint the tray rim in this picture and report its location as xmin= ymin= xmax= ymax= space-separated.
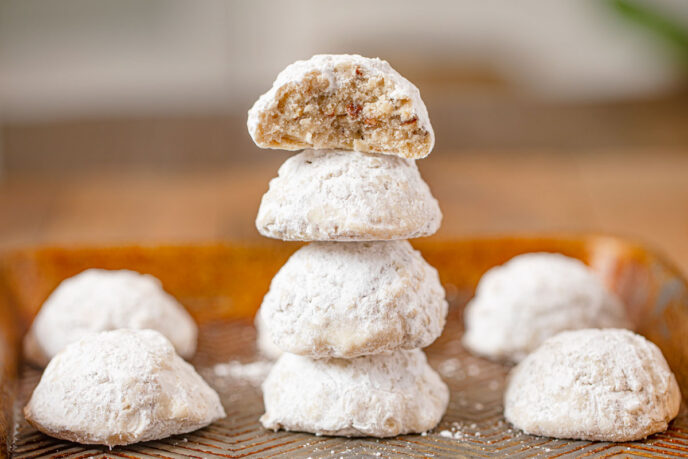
xmin=2 ymin=233 xmax=686 ymax=458
xmin=2 ymin=230 xmax=683 ymax=269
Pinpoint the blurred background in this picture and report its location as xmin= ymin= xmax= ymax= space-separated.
xmin=1 ymin=0 xmax=687 ymax=271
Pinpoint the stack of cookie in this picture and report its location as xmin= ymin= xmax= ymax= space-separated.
xmin=247 ymin=54 xmax=449 ymax=437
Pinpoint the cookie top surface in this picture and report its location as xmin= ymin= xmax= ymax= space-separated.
xmin=260 ymin=241 xmax=447 ymax=358
xmin=261 ymin=349 xmax=449 ymax=437
xmin=504 ymin=328 xmax=681 ymax=442
xmin=256 ymin=149 xmax=442 ymax=241
xmin=25 ymin=269 xmax=197 ymax=366
xmin=248 ymin=54 xmax=434 ymax=159
xmin=463 ymin=253 xmax=630 ymax=363
xmin=24 ymin=329 xmax=225 ymax=446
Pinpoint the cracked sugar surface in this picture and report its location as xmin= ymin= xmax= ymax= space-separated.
xmin=463 ymin=253 xmax=631 ymax=363
xmin=260 ymin=240 xmax=447 ymax=359
xmin=25 ymin=268 xmax=198 ymax=367
xmin=261 ymin=349 xmax=449 ymax=437
xmin=255 ymin=149 xmax=442 ymax=241
xmin=24 ymin=329 xmax=225 ymax=447
xmin=504 ymin=328 xmax=681 ymax=442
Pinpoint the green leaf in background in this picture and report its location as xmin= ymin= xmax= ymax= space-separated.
xmin=611 ymin=0 xmax=688 ymax=67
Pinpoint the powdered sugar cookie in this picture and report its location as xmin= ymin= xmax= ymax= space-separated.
xmin=24 ymin=329 xmax=225 ymax=447
xmin=256 ymin=149 xmax=441 ymax=241
xmin=505 ymin=328 xmax=681 ymax=441
xmin=255 ymin=307 xmax=282 ymax=359
xmin=24 ymin=269 xmax=197 ymax=366
xmin=261 ymin=241 xmax=447 ymax=358
xmin=248 ymin=54 xmax=434 ymax=159
xmin=463 ymin=253 xmax=630 ymax=363
xmin=261 ymin=349 xmax=448 ymax=437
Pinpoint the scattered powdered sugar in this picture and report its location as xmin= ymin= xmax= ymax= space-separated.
xmin=437 ymin=421 xmax=485 ymax=441
xmin=439 ymin=429 xmax=463 ymax=440
xmin=467 ymin=363 xmax=481 ymax=377
xmin=437 ymin=358 xmax=463 ymax=379
xmin=213 ymin=360 xmax=274 ymax=387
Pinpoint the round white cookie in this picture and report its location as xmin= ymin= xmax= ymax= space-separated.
xmin=255 ymin=307 xmax=283 ymax=360
xmin=505 ymin=328 xmax=681 ymax=442
xmin=24 ymin=269 xmax=197 ymax=366
xmin=463 ymin=253 xmax=630 ymax=363
xmin=248 ymin=54 xmax=434 ymax=159
xmin=24 ymin=329 xmax=225 ymax=447
xmin=261 ymin=349 xmax=449 ymax=437
xmin=256 ymin=149 xmax=442 ymax=241
xmin=261 ymin=241 xmax=447 ymax=358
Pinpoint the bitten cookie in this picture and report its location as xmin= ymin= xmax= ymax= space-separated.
xmin=248 ymin=54 xmax=434 ymax=159
xmin=24 ymin=269 xmax=197 ymax=366
xmin=24 ymin=329 xmax=225 ymax=447
xmin=261 ymin=349 xmax=449 ymax=437
xmin=260 ymin=241 xmax=447 ymax=358
xmin=463 ymin=253 xmax=630 ymax=363
xmin=504 ymin=329 xmax=681 ymax=442
xmin=256 ymin=149 xmax=442 ymax=241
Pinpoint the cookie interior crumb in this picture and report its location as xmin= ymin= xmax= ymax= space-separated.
xmin=252 ymin=62 xmax=432 ymax=159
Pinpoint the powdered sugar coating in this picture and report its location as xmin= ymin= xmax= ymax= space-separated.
xmin=261 ymin=241 xmax=447 ymax=358
xmin=25 ymin=269 xmax=197 ymax=366
xmin=24 ymin=329 xmax=225 ymax=446
xmin=505 ymin=328 xmax=681 ymax=441
xmin=261 ymin=349 xmax=449 ymax=437
xmin=256 ymin=149 xmax=442 ymax=241
xmin=248 ymin=54 xmax=434 ymax=158
xmin=463 ymin=253 xmax=631 ymax=363
xmin=255 ymin=307 xmax=283 ymax=360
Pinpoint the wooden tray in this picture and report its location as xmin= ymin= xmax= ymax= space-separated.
xmin=1 ymin=236 xmax=686 ymax=458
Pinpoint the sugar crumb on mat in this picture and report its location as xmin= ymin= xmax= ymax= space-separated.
xmin=212 ymin=359 xmax=273 ymax=387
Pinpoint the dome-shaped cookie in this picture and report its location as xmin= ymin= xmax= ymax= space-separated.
xmin=256 ymin=149 xmax=442 ymax=241
xmin=504 ymin=329 xmax=681 ymax=442
xmin=24 ymin=329 xmax=225 ymax=447
xmin=248 ymin=54 xmax=434 ymax=159
xmin=25 ymin=269 xmax=197 ymax=366
xmin=463 ymin=253 xmax=630 ymax=363
xmin=261 ymin=349 xmax=448 ymax=437
xmin=255 ymin=307 xmax=283 ymax=360
xmin=261 ymin=241 xmax=447 ymax=358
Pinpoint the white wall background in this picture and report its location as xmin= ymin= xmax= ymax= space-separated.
xmin=1 ymin=0 xmax=686 ymax=121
